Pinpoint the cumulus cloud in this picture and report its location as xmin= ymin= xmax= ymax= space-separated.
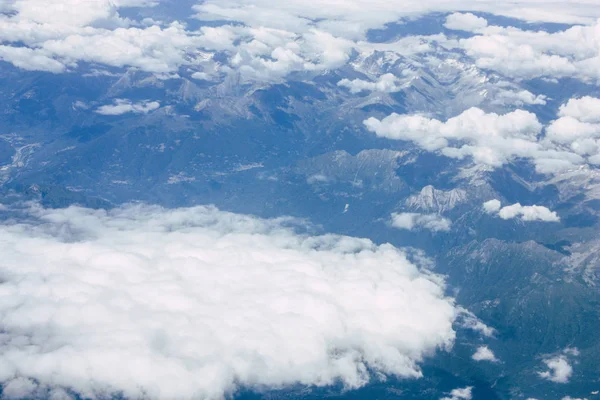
xmin=483 ymin=199 xmax=502 ymax=214
xmin=365 ymin=102 xmax=600 ymax=174
xmin=441 ymin=386 xmax=473 ymax=400
xmin=539 ymin=356 xmax=573 ymax=383
xmin=191 ymin=71 xmax=211 ymax=80
xmin=558 ymin=97 xmax=600 ymax=123
xmin=391 ymin=212 xmax=452 ymax=232
xmin=491 ymin=89 xmax=547 ymax=106
xmin=449 ymin=20 xmax=600 ymax=83
xmin=95 ymin=99 xmax=160 ymax=115
xmin=0 ymin=45 xmax=66 ymax=73
xmin=338 ymin=73 xmax=403 ymax=93
xmin=444 ymin=13 xmax=488 ymax=32
xmin=545 ymin=97 xmax=600 ymax=167
xmin=472 ymin=346 xmax=498 ymax=362
xmin=0 ymin=22 xmax=207 ymax=73
xmin=483 ymin=199 xmax=560 ymax=222
xmin=364 ymin=107 xmax=544 ymax=167
xmin=0 ymin=0 xmax=223 ymax=74
xmin=224 ymin=27 xmax=355 ymax=81
xmin=0 ymin=204 xmax=458 ymax=399
xmin=545 ymin=117 xmax=600 ymax=146
xmin=2 ymin=0 xmax=149 ymax=29
xmin=44 ymin=24 xmax=202 ymax=73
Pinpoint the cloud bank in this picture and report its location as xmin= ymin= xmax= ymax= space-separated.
xmin=451 ymin=20 xmax=600 ymax=83
xmin=365 ymin=97 xmax=600 ymax=174
xmin=1 ymin=0 xmax=599 ymax=86
xmin=391 ymin=212 xmax=452 ymax=232
xmin=0 ymin=204 xmax=458 ymax=399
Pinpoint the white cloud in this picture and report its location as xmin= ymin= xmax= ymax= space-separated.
xmin=338 ymin=73 xmax=403 ymax=93
xmin=546 ymin=116 xmax=600 ymax=145
xmin=365 ymin=101 xmax=600 ymax=174
xmin=563 ymin=347 xmax=580 ymax=357
xmin=544 ymin=97 xmax=600 ymax=166
xmin=472 ymin=346 xmax=498 ymax=362
xmin=0 ymin=45 xmax=66 ymax=73
xmin=391 ymin=212 xmax=452 ymax=232
xmin=491 ymin=89 xmax=547 ymax=106
xmin=444 ymin=13 xmax=488 ymax=32
xmin=364 ymin=107 xmax=544 ymax=167
xmin=483 ymin=200 xmax=560 ymax=222
xmin=0 ymin=0 xmax=157 ymax=49
xmin=0 ymin=22 xmax=207 ymax=73
xmin=195 ymin=4 xmax=600 ymax=82
xmin=449 ymin=20 xmax=600 ymax=83
xmin=539 ymin=356 xmax=573 ymax=383
xmin=4 ymin=0 xmax=143 ymax=28
xmin=0 ymin=0 xmax=214 ymax=74
xmin=224 ymin=27 xmax=355 ymax=81
xmin=43 ymin=24 xmax=201 ymax=73
xmin=191 ymin=71 xmax=211 ymax=80
xmin=483 ymin=199 xmax=502 ymax=214
xmin=456 ymin=308 xmax=496 ymax=338
xmin=441 ymin=386 xmax=473 ymax=400
xmin=559 ymin=97 xmax=600 ymax=123
xmin=95 ymin=99 xmax=160 ymax=115
xmin=194 ymin=0 xmax=600 ymax=34
xmin=0 ymin=204 xmax=458 ymax=399
xmin=2 ymin=377 xmax=39 ymax=399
